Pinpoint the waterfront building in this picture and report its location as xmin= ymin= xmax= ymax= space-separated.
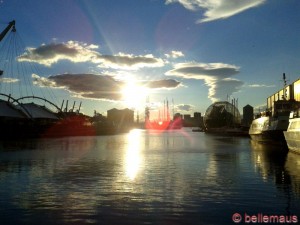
xmin=182 ymin=112 xmax=203 ymax=127
xmin=204 ymin=101 xmax=241 ymax=130
xmin=242 ymin=104 xmax=254 ymax=127
xmin=267 ymin=77 xmax=300 ymax=113
xmin=107 ymin=108 xmax=134 ymax=129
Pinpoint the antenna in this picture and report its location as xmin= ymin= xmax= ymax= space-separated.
xmin=283 ymin=73 xmax=287 ymax=86
xmin=282 ymin=73 xmax=288 ymax=100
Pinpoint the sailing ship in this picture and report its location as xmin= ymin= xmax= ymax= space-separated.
xmin=144 ymin=98 xmax=182 ymax=130
xmin=249 ymin=74 xmax=300 ymax=144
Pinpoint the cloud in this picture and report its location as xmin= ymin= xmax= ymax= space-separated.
xmin=166 ymin=62 xmax=239 ymax=78
xmin=32 ymin=73 xmax=181 ymax=101
xmin=207 ymin=78 xmax=243 ymax=102
xmin=18 ymin=41 xmax=99 ymax=67
xmin=0 ymin=78 xmax=19 ymax=83
xmin=165 ymin=51 xmax=185 ymax=59
xmin=18 ymin=41 xmax=165 ymax=69
xmin=165 ymin=62 xmax=243 ymax=102
xmin=95 ymin=53 xmax=165 ymax=69
xmin=165 ymin=0 xmax=265 ymax=22
xmin=143 ymin=79 xmax=181 ymax=89
xmin=248 ymin=84 xmax=275 ymax=88
xmin=176 ymin=104 xmax=194 ymax=112
xmin=33 ymin=73 xmax=124 ymax=101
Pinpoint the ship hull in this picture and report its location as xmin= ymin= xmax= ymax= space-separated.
xmin=284 ymin=117 xmax=300 ymax=154
xmin=249 ymin=116 xmax=287 ymax=145
xmin=250 ymin=129 xmax=286 ymax=144
xmin=284 ymin=131 xmax=300 ymax=154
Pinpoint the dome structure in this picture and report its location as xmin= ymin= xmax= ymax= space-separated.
xmin=204 ymin=101 xmax=241 ymax=129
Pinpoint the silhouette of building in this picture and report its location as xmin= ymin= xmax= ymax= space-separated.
xmin=182 ymin=112 xmax=203 ymax=127
xmin=107 ymin=108 xmax=134 ymax=129
xmin=242 ymin=104 xmax=253 ymax=127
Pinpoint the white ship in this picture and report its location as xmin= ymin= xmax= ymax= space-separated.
xmin=284 ymin=110 xmax=300 ymax=154
xmin=249 ymin=74 xmax=300 ymax=144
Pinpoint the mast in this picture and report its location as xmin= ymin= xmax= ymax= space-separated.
xmin=166 ymin=99 xmax=170 ymax=122
xmin=0 ymin=21 xmax=16 ymax=75
xmin=0 ymin=20 xmax=16 ymax=42
xmin=78 ymin=101 xmax=82 ymax=113
xmin=282 ymin=73 xmax=287 ymax=100
xmin=72 ymin=101 xmax=76 ymax=112
xmin=60 ymin=100 xmax=65 ymax=111
xmin=145 ymin=96 xmax=150 ymax=121
xmin=172 ymin=98 xmax=174 ymax=120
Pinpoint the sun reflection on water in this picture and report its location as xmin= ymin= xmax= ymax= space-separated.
xmin=125 ymin=129 xmax=142 ymax=180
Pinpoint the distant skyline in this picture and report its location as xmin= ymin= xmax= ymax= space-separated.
xmin=1 ymin=0 xmax=300 ymax=118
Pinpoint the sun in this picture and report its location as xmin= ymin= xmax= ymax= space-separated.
xmin=121 ymin=82 xmax=149 ymax=109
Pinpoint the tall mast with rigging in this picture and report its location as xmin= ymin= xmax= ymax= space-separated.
xmin=0 ymin=20 xmax=16 ymax=75
xmin=0 ymin=20 xmax=15 ymax=42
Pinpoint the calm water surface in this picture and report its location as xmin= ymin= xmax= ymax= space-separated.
xmin=0 ymin=128 xmax=300 ymax=225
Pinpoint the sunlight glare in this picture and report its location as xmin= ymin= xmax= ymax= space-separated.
xmin=125 ymin=129 xmax=142 ymax=180
xmin=121 ymin=82 xmax=149 ymax=109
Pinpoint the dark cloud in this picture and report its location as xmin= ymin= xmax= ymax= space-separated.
xmin=18 ymin=41 xmax=99 ymax=66
xmin=33 ymin=73 xmax=123 ymax=101
xmin=166 ymin=62 xmax=239 ymax=79
xmin=144 ymin=79 xmax=181 ymax=89
xmin=96 ymin=54 xmax=164 ymax=69
xmin=33 ymin=73 xmax=181 ymax=101
xmin=50 ymin=74 xmax=124 ymax=100
xmin=173 ymin=65 xmax=239 ymax=77
xmin=166 ymin=62 xmax=243 ymax=102
xmin=18 ymin=41 xmax=164 ymax=69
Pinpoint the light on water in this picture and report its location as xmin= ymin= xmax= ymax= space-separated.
xmin=0 ymin=129 xmax=300 ymax=225
xmin=125 ymin=129 xmax=142 ymax=180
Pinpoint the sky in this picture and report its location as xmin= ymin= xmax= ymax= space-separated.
xmin=1 ymin=0 xmax=300 ymax=119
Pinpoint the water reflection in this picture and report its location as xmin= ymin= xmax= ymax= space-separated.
xmin=125 ymin=129 xmax=142 ymax=180
xmin=249 ymin=141 xmax=300 ymax=216
xmin=285 ymin=152 xmax=300 ymax=197
xmin=0 ymin=132 xmax=300 ymax=225
xmin=250 ymin=140 xmax=289 ymax=183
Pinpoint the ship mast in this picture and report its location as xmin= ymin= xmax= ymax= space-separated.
xmin=282 ymin=73 xmax=287 ymax=100
xmin=0 ymin=20 xmax=16 ymax=75
xmin=0 ymin=20 xmax=16 ymax=42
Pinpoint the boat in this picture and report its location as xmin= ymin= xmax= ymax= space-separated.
xmin=144 ymin=98 xmax=182 ymax=131
xmin=144 ymin=117 xmax=182 ymax=130
xmin=284 ymin=110 xmax=300 ymax=154
xmin=249 ymin=74 xmax=300 ymax=144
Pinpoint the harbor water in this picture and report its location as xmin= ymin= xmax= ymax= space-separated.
xmin=0 ymin=128 xmax=300 ymax=225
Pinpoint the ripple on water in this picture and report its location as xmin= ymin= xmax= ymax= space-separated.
xmin=0 ymin=131 xmax=299 ymax=225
